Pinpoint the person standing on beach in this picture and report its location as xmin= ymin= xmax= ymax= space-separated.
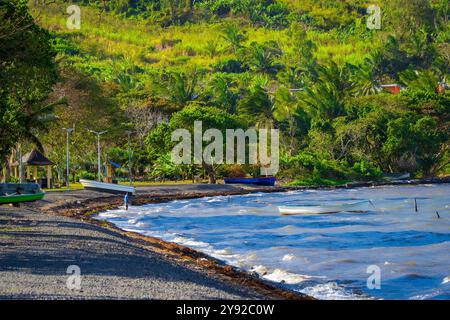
xmin=124 ymin=193 xmax=129 ymax=210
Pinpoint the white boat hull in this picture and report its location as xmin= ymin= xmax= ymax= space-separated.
xmin=278 ymin=201 xmax=371 ymax=215
xmin=80 ymin=179 xmax=135 ymax=195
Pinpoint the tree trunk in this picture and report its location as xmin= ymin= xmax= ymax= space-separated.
xmin=1 ymin=158 xmax=7 ymax=182
xmin=202 ymin=162 xmax=216 ymax=184
xmin=3 ymin=153 xmax=13 ymax=182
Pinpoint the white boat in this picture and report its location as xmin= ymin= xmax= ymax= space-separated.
xmin=384 ymin=173 xmax=411 ymax=181
xmin=80 ymin=179 xmax=135 ymax=195
xmin=278 ymin=200 xmax=371 ymax=215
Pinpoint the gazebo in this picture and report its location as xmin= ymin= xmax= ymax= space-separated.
xmin=13 ymin=149 xmax=54 ymax=188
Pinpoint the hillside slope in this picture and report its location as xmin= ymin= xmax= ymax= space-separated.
xmin=26 ymin=0 xmax=449 ymax=182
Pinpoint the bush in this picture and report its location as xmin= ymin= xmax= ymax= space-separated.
xmin=196 ymin=0 xmax=290 ymax=28
xmin=282 ymin=152 xmax=349 ymax=180
xmin=289 ymin=177 xmax=348 ymax=187
xmin=223 ymin=164 xmax=247 ymax=178
xmin=51 ymin=37 xmax=80 ymax=55
xmin=280 ymin=152 xmax=384 ymax=185
xmin=214 ymin=58 xmax=248 ymax=73
xmin=200 ymin=0 xmax=233 ymax=16
xmin=351 ymin=161 xmax=383 ymax=180
xmin=75 ymin=170 xmax=96 ymax=182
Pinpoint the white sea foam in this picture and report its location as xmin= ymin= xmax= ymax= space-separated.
xmin=300 ymin=282 xmax=363 ymax=300
xmin=282 ymin=254 xmax=295 ymax=262
xmin=214 ymin=248 xmax=233 ymax=255
xmin=135 ymin=222 xmax=149 ymax=227
xmin=263 ymin=269 xmax=312 ymax=285
xmin=206 ymin=197 xmax=227 ymax=203
xmin=98 ymin=212 xmax=121 ymax=218
xmin=172 ymin=236 xmax=210 ymax=248
xmin=410 ymin=290 xmax=443 ymax=300
xmin=251 ymin=265 xmax=269 ymax=275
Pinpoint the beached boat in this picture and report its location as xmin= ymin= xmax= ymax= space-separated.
xmin=0 ymin=183 xmax=45 ymax=204
xmin=384 ymin=173 xmax=411 ymax=181
xmin=80 ymin=179 xmax=135 ymax=195
xmin=278 ymin=200 xmax=371 ymax=215
xmin=224 ymin=177 xmax=276 ymax=186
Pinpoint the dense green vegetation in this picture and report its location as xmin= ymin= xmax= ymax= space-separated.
xmin=1 ymin=0 xmax=449 ymax=185
xmin=0 ymin=0 xmax=66 ymax=181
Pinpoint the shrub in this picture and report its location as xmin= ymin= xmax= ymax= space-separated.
xmin=351 ymin=161 xmax=383 ymax=180
xmin=214 ymin=58 xmax=248 ymax=73
xmin=224 ymin=164 xmax=247 ymax=178
xmin=51 ymin=37 xmax=80 ymax=55
xmin=280 ymin=151 xmax=349 ymax=181
xmin=75 ymin=170 xmax=96 ymax=182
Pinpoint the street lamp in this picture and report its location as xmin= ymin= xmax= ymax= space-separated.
xmin=88 ymin=130 xmax=107 ymax=182
xmin=18 ymin=143 xmax=24 ymax=183
xmin=62 ymin=127 xmax=74 ymax=189
xmin=125 ymin=130 xmax=133 ymax=185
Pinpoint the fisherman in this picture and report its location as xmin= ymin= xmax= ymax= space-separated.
xmin=124 ymin=192 xmax=129 ymax=211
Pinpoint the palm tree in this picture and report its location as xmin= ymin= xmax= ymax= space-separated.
xmin=221 ymin=24 xmax=247 ymax=53
xmin=273 ymin=87 xmax=299 ymax=154
xmin=351 ymin=57 xmax=381 ymax=96
xmin=19 ymin=97 xmax=68 ymax=153
xmin=399 ymin=69 xmax=440 ymax=92
xmin=299 ymin=62 xmax=352 ymax=122
xmin=155 ymin=70 xmax=201 ymax=109
xmin=203 ymin=40 xmax=221 ymax=58
xmin=245 ymin=41 xmax=283 ymax=75
xmin=238 ymin=76 xmax=275 ymax=129
xmin=3 ymin=97 xmax=67 ymax=182
xmin=208 ymin=74 xmax=239 ymax=114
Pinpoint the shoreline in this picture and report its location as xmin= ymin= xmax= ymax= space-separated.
xmin=2 ymin=177 xmax=448 ymax=299
xmin=30 ymin=177 xmax=450 ymax=300
xmin=35 ymin=184 xmax=314 ymax=300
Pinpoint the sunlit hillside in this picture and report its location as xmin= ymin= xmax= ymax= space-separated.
xmin=1 ymin=0 xmax=447 ymax=185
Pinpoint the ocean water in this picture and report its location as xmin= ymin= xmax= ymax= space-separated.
xmin=97 ymin=184 xmax=450 ymax=300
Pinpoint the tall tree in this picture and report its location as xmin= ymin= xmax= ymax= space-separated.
xmin=351 ymin=57 xmax=381 ymax=96
xmin=153 ymin=70 xmax=201 ymax=111
xmin=244 ymin=41 xmax=283 ymax=75
xmin=0 ymin=0 xmax=58 ymax=172
xmin=237 ymin=76 xmax=275 ymax=129
xmin=207 ymin=74 xmax=239 ymax=114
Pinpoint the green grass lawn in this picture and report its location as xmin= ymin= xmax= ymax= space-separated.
xmin=43 ymin=180 xmax=207 ymax=191
xmin=43 ymin=182 xmax=84 ymax=192
xmin=287 ymin=178 xmax=350 ymax=187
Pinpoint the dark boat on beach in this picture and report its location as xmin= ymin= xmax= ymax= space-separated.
xmin=224 ymin=177 xmax=276 ymax=186
xmin=0 ymin=183 xmax=45 ymax=205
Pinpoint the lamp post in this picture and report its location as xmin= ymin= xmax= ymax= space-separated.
xmin=18 ymin=144 xmax=24 ymax=183
xmin=88 ymin=130 xmax=107 ymax=181
xmin=62 ymin=128 xmax=74 ymax=189
xmin=125 ymin=130 xmax=133 ymax=185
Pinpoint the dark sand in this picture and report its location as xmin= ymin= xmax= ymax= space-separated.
xmin=3 ymin=177 xmax=448 ymax=300
xmin=0 ymin=184 xmax=309 ymax=300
